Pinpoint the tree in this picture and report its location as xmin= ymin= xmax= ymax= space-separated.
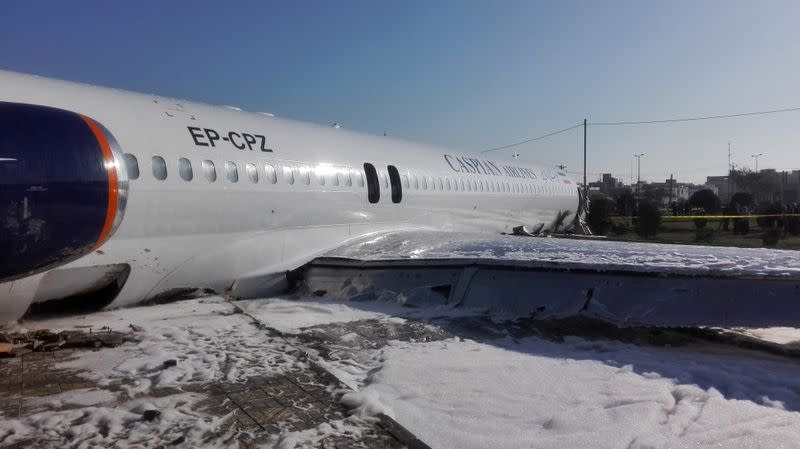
xmin=587 ymin=195 xmax=614 ymax=235
xmin=636 ymin=201 xmax=661 ymax=238
xmin=729 ymin=192 xmax=754 ymax=213
xmin=689 ymin=189 xmax=720 ymax=229
xmin=689 ymin=189 xmax=721 ymax=212
xmin=616 ymin=189 xmax=635 ymax=216
xmin=642 ymin=185 xmax=666 ymax=206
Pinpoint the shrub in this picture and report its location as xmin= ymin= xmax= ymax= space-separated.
xmin=689 ymin=189 xmax=720 ymax=229
xmin=636 ymin=201 xmax=661 ymax=238
xmin=732 ymin=218 xmax=750 ymax=235
xmin=786 ymin=216 xmax=800 ymax=236
xmin=694 ymin=228 xmax=714 ymax=244
xmin=693 ymin=218 xmax=707 ymax=229
xmin=587 ymin=196 xmax=614 ymax=235
xmin=763 ymin=229 xmax=781 ymax=247
xmin=756 ymin=203 xmax=783 ymax=230
xmin=611 ymin=221 xmax=630 ymax=236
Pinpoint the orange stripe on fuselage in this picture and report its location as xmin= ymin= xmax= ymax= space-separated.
xmin=79 ymin=115 xmax=119 ymax=250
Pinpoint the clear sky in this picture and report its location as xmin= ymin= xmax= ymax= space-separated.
xmin=2 ymin=0 xmax=799 ymax=184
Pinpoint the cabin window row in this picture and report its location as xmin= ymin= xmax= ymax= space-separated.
xmin=123 ymin=154 xmax=363 ymax=187
xmin=123 ymin=154 xmax=572 ymax=196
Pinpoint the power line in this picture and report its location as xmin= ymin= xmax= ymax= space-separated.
xmin=482 ymin=105 xmax=800 ymax=155
xmin=589 ymin=106 xmax=800 ymax=126
xmin=481 ymin=123 xmax=582 ymax=153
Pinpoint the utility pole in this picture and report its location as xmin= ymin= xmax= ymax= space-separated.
xmin=727 ymin=141 xmax=732 ymax=205
xmin=583 ymin=118 xmax=587 ymax=195
xmin=668 ymin=173 xmax=674 ymax=208
xmin=634 ymin=153 xmax=645 ymax=206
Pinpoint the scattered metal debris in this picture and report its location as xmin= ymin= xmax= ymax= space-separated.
xmin=0 ymin=328 xmax=136 ymax=357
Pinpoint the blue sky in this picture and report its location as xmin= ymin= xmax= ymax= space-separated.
xmin=2 ymin=0 xmax=799 ymax=183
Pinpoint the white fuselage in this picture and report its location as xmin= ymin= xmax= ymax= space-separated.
xmin=0 ymin=70 xmax=578 ymax=320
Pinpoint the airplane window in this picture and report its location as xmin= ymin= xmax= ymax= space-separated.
xmin=336 ymin=171 xmax=345 ymax=186
xmin=413 ymin=175 xmax=419 ymax=190
xmin=466 ymin=179 xmax=472 ymax=191
xmin=364 ymin=162 xmax=380 ymax=203
xmin=430 ymin=176 xmax=437 ymax=191
xmin=317 ymin=169 xmax=326 ymax=186
xmin=152 ymin=156 xmax=167 ymax=180
xmin=123 ymin=153 xmax=139 ymax=180
xmin=284 ymin=166 xmax=294 ymax=184
xmin=300 ymin=167 xmax=310 ymax=185
xmin=478 ymin=180 xmax=484 ymax=192
xmin=178 ymin=157 xmax=193 ymax=181
xmin=459 ymin=179 xmax=465 ymax=191
xmin=265 ymin=164 xmax=277 ymax=184
xmin=437 ymin=177 xmax=443 ymax=191
xmin=445 ymin=178 xmax=452 ymax=191
xmin=401 ymin=174 xmax=409 ymax=189
xmin=356 ymin=170 xmax=365 ymax=188
xmin=202 ymin=160 xmax=216 ymax=182
xmin=381 ymin=172 xmax=389 ymax=189
xmin=471 ymin=180 xmax=478 ymax=191
xmin=226 ymin=161 xmax=239 ymax=183
xmin=246 ymin=163 xmax=258 ymax=183
xmin=421 ymin=176 xmax=428 ymax=190
xmin=387 ymin=165 xmax=402 ymax=203
xmin=344 ymin=171 xmax=352 ymax=186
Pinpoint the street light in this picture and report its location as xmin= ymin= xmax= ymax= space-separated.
xmin=634 ymin=153 xmax=645 ymax=204
xmin=751 ymin=153 xmax=763 ymax=172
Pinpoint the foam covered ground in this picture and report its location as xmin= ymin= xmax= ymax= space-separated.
xmin=241 ymin=297 xmax=800 ymax=449
xmin=325 ymin=231 xmax=800 ymax=277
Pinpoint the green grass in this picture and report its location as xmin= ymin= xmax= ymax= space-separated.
xmin=604 ymin=216 xmax=800 ymax=250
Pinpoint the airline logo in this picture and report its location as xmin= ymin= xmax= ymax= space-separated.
xmin=443 ymin=154 xmax=562 ymax=182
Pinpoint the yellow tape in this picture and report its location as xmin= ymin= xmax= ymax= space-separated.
xmin=659 ymin=214 xmax=800 ymax=220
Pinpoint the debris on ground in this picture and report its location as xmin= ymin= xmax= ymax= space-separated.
xmin=0 ymin=328 xmax=136 ymax=356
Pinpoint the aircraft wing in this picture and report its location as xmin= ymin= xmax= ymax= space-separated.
xmin=301 ymin=231 xmax=800 ymax=328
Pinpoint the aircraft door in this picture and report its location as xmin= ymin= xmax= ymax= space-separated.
xmin=363 ymin=162 xmax=380 ymax=203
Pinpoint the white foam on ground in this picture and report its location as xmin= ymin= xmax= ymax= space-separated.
xmin=326 ymin=231 xmax=800 ymax=277
xmin=236 ymin=297 xmax=404 ymax=333
xmin=0 ymin=392 xmax=234 ymax=448
xmin=349 ymin=336 xmax=800 ymax=449
xmin=24 ymin=297 xmax=303 ymax=391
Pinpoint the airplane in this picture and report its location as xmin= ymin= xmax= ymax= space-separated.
xmin=0 ymin=70 xmax=583 ymax=323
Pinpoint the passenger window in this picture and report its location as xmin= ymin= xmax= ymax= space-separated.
xmin=284 ymin=166 xmax=295 ymax=184
xmin=202 ymin=160 xmax=216 ymax=182
xmin=387 ymin=165 xmax=402 ymax=203
xmin=381 ymin=172 xmax=389 ymax=189
xmin=466 ymin=179 xmax=472 ymax=191
xmin=344 ymin=171 xmax=352 ymax=186
xmin=226 ymin=161 xmax=239 ymax=183
xmin=300 ymin=167 xmax=310 ymax=185
xmin=152 ymin=156 xmax=167 ymax=180
xmin=421 ymin=176 xmax=428 ymax=190
xmin=356 ymin=170 xmax=365 ymax=188
xmin=413 ymin=175 xmax=419 ymax=190
xmin=401 ymin=175 xmax=409 ymax=189
xmin=317 ymin=169 xmax=326 ymax=186
xmin=246 ymin=163 xmax=258 ymax=183
xmin=178 ymin=157 xmax=193 ymax=181
xmin=331 ymin=171 xmax=340 ymax=187
xmin=364 ymin=163 xmax=380 ymax=203
xmin=265 ymin=164 xmax=277 ymax=184
xmin=124 ymin=153 xmax=139 ymax=180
